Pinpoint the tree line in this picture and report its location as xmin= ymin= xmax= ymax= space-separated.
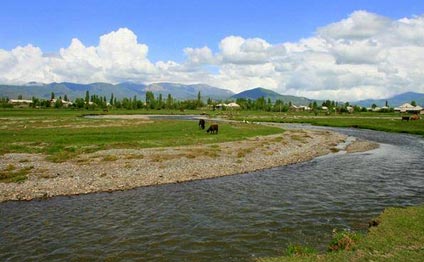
xmin=1 ymin=91 xmax=412 ymax=113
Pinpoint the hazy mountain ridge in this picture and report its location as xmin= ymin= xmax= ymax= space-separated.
xmin=2 ymin=82 xmax=423 ymax=107
xmin=231 ymin=87 xmax=316 ymax=105
xmin=0 ymin=82 xmax=233 ymax=101
xmin=354 ymin=92 xmax=424 ymax=107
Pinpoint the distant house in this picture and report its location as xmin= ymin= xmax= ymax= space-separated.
xmin=394 ymin=103 xmax=423 ymax=114
xmin=321 ymin=106 xmax=328 ymax=111
xmin=298 ymin=105 xmax=311 ymax=111
xmin=50 ymin=99 xmax=73 ymax=107
xmin=215 ymin=102 xmax=240 ymax=110
xmin=8 ymin=99 xmax=33 ymax=107
xmin=226 ymin=102 xmax=240 ymax=109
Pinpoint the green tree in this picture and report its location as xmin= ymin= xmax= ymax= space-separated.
xmin=85 ymin=90 xmax=90 ymax=104
xmin=54 ymin=99 xmax=63 ymax=108
xmin=158 ymin=94 xmax=163 ymax=109
xmin=166 ymin=94 xmax=174 ymax=109
xmin=74 ymin=98 xmax=85 ymax=108
xmin=50 ymin=92 xmax=55 ymax=100
xmin=411 ymin=101 xmax=417 ymax=106
xmin=197 ymin=91 xmax=202 ymax=107
xmin=110 ymin=93 xmax=114 ymax=106
xmin=145 ymin=91 xmax=156 ymax=109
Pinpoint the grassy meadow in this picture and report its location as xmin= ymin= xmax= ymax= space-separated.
xmin=0 ymin=108 xmax=283 ymax=162
xmin=229 ymin=111 xmax=424 ymax=137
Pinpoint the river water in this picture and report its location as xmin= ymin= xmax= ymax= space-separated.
xmin=1 ymin=125 xmax=423 ymax=261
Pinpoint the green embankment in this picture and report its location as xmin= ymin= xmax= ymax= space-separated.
xmin=259 ymin=205 xmax=424 ymax=262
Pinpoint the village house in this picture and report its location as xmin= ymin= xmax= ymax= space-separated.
xmin=8 ymin=99 xmax=33 ymax=107
xmin=215 ymin=102 xmax=240 ymax=110
xmin=394 ymin=103 xmax=423 ymax=114
xmin=50 ymin=99 xmax=73 ymax=107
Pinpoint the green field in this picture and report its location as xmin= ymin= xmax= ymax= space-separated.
xmin=229 ymin=111 xmax=424 ymax=137
xmin=0 ymin=108 xmax=283 ymax=162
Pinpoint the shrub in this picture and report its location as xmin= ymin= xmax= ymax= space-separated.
xmin=328 ymin=229 xmax=362 ymax=252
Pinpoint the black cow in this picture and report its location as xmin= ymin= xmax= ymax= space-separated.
xmin=206 ymin=124 xmax=218 ymax=134
xmin=198 ymin=119 xmax=205 ymax=129
xmin=401 ymin=116 xmax=410 ymax=121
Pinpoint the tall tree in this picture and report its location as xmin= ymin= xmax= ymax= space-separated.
xmin=110 ymin=93 xmax=114 ymax=106
xmin=197 ymin=91 xmax=202 ymax=107
xmin=145 ymin=91 xmax=156 ymax=109
xmin=85 ymin=90 xmax=90 ymax=104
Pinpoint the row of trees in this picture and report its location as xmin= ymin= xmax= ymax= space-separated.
xmin=1 ymin=91 xmax=206 ymax=110
xmin=1 ymin=91 xmax=414 ymax=113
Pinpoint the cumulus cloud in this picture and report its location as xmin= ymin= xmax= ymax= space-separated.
xmin=1 ymin=11 xmax=424 ymax=101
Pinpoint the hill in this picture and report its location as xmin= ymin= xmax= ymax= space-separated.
xmin=0 ymin=82 xmax=234 ymax=101
xmin=354 ymin=92 xmax=424 ymax=107
xmin=231 ymin=87 xmax=314 ymax=105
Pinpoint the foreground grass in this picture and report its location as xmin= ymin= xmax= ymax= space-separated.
xmin=0 ymin=109 xmax=283 ymax=163
xmin=259 ymin=205 xmax=424 ymax=262
xmin=230 ymin=111 xmax=424 ymax=137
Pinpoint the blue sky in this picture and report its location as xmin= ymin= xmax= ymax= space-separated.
xmin=1 ymin=0 xmax=424 ymax=100
xmin=1 ymin=0 xmax=423 ymax=62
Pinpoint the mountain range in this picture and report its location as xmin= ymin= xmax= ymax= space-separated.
xmin=231 ymin=87 xmax=315 ymax=105
xmin=0 ymin=82 xmax=234 ymax=101
xmin=354 ymin=92 xmax=424 ymax=107
xmin=1 ymin=82 xmax=423 ymax=107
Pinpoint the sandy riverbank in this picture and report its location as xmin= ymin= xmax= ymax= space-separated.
xmin=0 ymin=129 xmax=378 ymax=202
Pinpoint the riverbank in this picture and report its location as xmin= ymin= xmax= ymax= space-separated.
xmin=0 ymin=129 xmax=378 ymax=202
xmin=259 ymin=205 xmax=424 ymax=262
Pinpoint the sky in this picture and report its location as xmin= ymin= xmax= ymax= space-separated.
xmin=1 ymin=0 xmax=424 ymax=101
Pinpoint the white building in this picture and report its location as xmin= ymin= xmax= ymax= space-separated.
xmin=394 ymin=103 xmax=423 ymax=114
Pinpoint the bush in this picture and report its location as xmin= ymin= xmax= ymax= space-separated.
xmin=328 ymin=229 xmax=362 ymax=252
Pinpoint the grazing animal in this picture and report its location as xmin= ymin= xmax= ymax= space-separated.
xmin=206 ymin=124 xmax=218 ymax=134
xmin=410 ymin=114 xmax=420 ymax=121
xmin=198 ymin=119 xmax=205 ymax=129
xmin=401 ymin=116 xmax=410 ymax=121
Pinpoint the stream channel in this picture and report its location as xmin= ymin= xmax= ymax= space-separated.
xmin=1 ymin=123 xmax=423 ymax=261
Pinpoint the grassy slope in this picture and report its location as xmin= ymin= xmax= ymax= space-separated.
xmin=259 ymin=205 xmax=424 ymax=262
xmin=0 ymin=109 xmax=283 ymax=162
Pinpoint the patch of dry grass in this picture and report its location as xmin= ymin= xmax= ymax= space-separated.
xmin=0 ymin=164 xmax=34 ymax=183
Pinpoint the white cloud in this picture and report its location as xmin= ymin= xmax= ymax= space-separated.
xmin=318 ymin=10 xmax=391 ymax=40
xmin=184 ymin=46 xmax=215 ymax=65
xmin=1 ymin=11 xmax=424 ymax=101
xmin=218 ymin=36 xmax=277 ymax=64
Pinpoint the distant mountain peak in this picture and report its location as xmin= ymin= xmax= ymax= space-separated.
xmin=354 ymin=91 xmax=424 ymax=107
xmin=232 ymin=87 xmax=315 ymax=105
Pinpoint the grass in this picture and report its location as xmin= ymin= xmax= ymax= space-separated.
xmin=230 ymin=111 xmax=424 ymax=137
xmin=258 ymin=205 xmax=424 ymax=262
xmin=0 ymin=164 xmax=34 ymax=183
xmin=0 ymin=108 xmax=283 ymax=162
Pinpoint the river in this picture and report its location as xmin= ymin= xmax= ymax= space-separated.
xmin=1 ymin=124 xmax=423 ymax=261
